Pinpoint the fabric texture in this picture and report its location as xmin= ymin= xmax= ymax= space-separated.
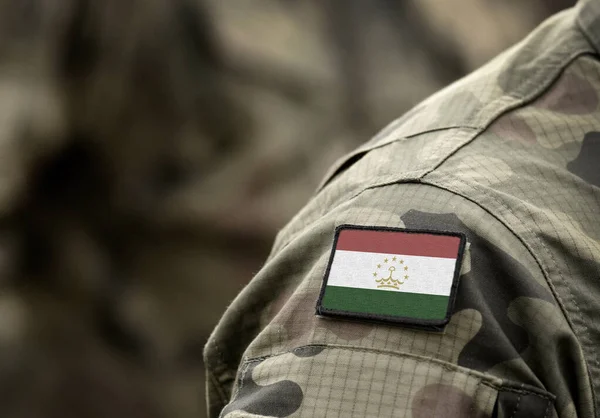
xmin=205 ymin=1 xmax=600 ymax=417
xmin=317 ymin=226 xmax=464 ymax=327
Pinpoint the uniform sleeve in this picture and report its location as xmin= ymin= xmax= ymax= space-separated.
xmin=204 ymin=181 xmax=582 ymax=418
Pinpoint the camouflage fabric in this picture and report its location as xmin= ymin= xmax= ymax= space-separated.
xmin=0 ymin=0 xmax=567 ymax=417
xmin=205 ymin=1 xmax=600 ymax=417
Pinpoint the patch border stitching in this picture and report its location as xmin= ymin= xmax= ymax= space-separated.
xmin=315 ymin=224 xmax=467 ymax=332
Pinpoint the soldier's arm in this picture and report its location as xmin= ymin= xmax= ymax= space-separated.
xmin=204 ymin=162 xmax=587 ymax=417
xmin=205 ymin=3 xmax=600 ymax=415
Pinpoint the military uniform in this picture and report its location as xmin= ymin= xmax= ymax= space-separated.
xmin=205 ymin=1 xmax=600 ymax=416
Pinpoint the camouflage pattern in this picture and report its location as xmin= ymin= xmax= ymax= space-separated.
xmin=206 ymin=2 xmax=600 ymax=417
xmin=0 ymin=0 xmax=567 ymax=417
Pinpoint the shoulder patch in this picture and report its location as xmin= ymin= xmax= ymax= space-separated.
xmin=316 ymin=225 xmax=466 ymax=331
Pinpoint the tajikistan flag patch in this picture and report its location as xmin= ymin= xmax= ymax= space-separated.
xmin=316 ymin=225 xmax=466 ymax=331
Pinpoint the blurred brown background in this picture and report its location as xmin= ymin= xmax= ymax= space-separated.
xmin=0 ymin=1 xmax=574 ymax=417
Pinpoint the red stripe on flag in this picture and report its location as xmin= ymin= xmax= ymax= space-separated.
xmin=336 ymin=229 xmax=460 ymax=259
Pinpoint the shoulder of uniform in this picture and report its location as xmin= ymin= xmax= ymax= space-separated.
xmin=382 ymin=8 xmax=589 ymax=142
xmin=318 ymin=8 xmax=593 ymax=192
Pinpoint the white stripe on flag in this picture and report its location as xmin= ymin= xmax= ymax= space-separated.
xmin=327 ymin=250 xmax=457 ymax=296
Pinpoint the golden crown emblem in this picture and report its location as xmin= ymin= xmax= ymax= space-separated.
xmin=372 ymin=256 xmax=409 ymax=290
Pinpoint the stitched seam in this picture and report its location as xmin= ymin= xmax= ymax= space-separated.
xmin=471 ymin=380 xmax=481 ymax=415
xmin=423 ymin=50 xmax=592 ymax=180
xmin=219 ymin=361 xmax=254 ymax=418
xmin=276 ymin=176 xmax=583 ymax=347
xmin=243 ymin=343 xmax=554 ymax=401
xmin=321 ymin=45 xmax=592 ymax=194
xmin=318 ymin=48 xmax=593 ymax=200
xmin=543 ymin=398 xmax=553 ymax=418
xmin=208 ymin=369 xmax=229 ymax=408
xmin=379 ymin=177 xmax=595 ymax=410
xmin=419 ymin=179 xmax=570 ymax=326
xmin=208 ymin=340 xmax=233 ymax=405
xmin=316 ymin=126 xmax=479 ymax=192
xmin=432 ymin=177 xmax=599 ymax=414
xmin=510 ymin=392 xmax=523 ymax=418
xmin=422 ymin=176 xmax=598 ymax=401
xmin=281 ymin=177 xmax=586 ymax=368
xmin=291 ymin=48 xmax=594 ymax=262
xmin=320 ymin=177 xmax=574 ymax=340
xmin=493 ymin=386 xmax=552 ymax=399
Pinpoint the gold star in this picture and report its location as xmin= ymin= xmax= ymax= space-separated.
xmin=384 ymin=258 xmax=388 ymax=263
xmin=373 ymin=272 xmax=377 ymax=277
xmin=377 ymin=264 xmax=381 ymax=269
xmin=404 ymin=266 xmax=408 ymax=271
xmin=392 ymin=256 xmax=397 ymax=262
xmin=404 ymin=275 xmax=409 ymax=280
xmin=399 ymin=259 xmax=404 ymax=264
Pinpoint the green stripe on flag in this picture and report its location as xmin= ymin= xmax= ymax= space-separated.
xmin=321 ymin=286 xmax=449 ymax=320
